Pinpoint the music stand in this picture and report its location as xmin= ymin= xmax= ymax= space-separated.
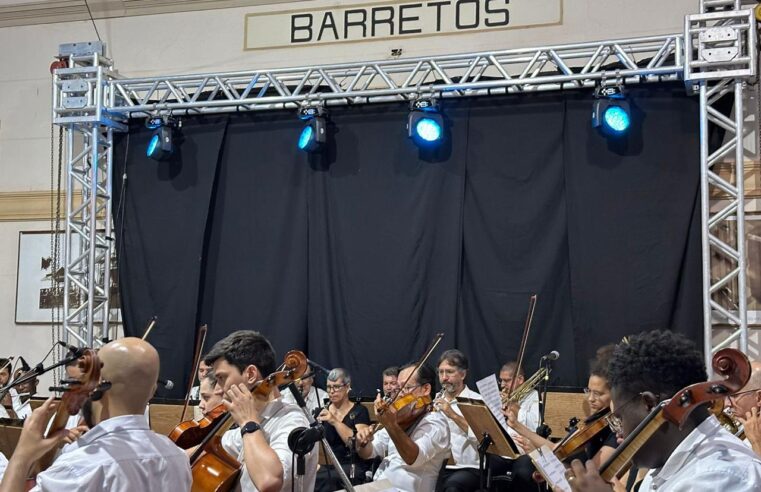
xmin=456 ymin=397 xmax=519 ymax=489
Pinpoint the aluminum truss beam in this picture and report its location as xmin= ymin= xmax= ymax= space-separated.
xmin=99 ymin=34 xmax=684 ymax=116
xmin=688 ymin=2 xmax=758 ymax=366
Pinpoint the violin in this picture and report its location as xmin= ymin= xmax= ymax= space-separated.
xmin=362 ymin=333 xmax=443 ymax=445
xmin=35 ymin=349 xmax=103 ymax=474
xmin=189 ymin=350 xmax=308 ymax=492
xmin=553 ymin=407 xmax=611 ymax=462
xmin=598 ymin=347 xmax=750 ymax=482
xmin=169 ymin=403 xmax=227 ymax=449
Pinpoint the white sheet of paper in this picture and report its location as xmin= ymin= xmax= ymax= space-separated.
xmin=475 ymin=374 xmax=510 ymax=434
xmin=529 ymin=445 xmax=572 ymax=492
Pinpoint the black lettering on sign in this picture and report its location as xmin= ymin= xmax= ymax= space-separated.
xmin=455 ymin=0 xmax=479 ymax=29
xmin=344 ymin=9 xmax=368 ymax=38
xmin=371 ymin=6 xmax=395 ymax=37
xmin=399 ymin=4 xmax=423 ymax=35
xmin=291 ymin=13 xmax=313 ymax=43
xmin=317 ymin=11 xmax=340 ymax=41
xmin=425 ymin=1 xmax=451 ymax=32
xmin=484 ymin=0 xmax=509 ymax=26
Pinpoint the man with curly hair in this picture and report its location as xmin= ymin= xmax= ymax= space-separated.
xmin=567 ymin=329 xmax=761 ymax=492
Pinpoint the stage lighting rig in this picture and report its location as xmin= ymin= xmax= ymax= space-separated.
xmin=298 ymin=106 xmax=327 ymax=152
xmin=408 ymin=98 xmax=444 ymax=147
xmin=145 ymin=116 xmax=179 ymax=161
xmin=592 ymin=84 xmax=631 ymax=136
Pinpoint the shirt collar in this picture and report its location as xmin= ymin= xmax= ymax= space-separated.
xmin=63 ymin=414 xmax=149 ymax=453
xmin=649 ymin=416 xmax=721 ymax=484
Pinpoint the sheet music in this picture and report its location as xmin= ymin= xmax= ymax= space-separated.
xmin=475 ymin=374 xmax=509 ymax=434
xmin=529 ymin=445 xmax=572 ymax=492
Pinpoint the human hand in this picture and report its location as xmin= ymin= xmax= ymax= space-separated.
xmin=566 ymin=459 xmax=613 ymax=492
xmin=223 ymin=383 xmax=261 ymax=426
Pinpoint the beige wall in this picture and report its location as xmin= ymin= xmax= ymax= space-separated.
xmin=0 ymin=0 xmax=741 ymax=394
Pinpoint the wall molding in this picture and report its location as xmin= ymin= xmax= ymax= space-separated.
xmin=0 ymin=190 xmax=80 ymax=222
xmin=0 ymin=0 xmax=303 ymax=28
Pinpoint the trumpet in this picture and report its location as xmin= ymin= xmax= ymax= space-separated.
xmin=711 ymin=400 xmax=746 ymax=440
xmin=501 ymin=366 xmax=548 ymax=407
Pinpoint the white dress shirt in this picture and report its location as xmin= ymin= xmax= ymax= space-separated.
xmin=281 ymin=385 xmax=329 ymax=415
xmin=444 ymin=386 xmax=481 ymax=469
xmin=10 ymin=389 xmax=31 ymax=420
xmin=506 ymin=390 xmax=540 ymax=444
xmin=370 ymin=409 xmax=451 ymax=491
xmin=32 ymin=414 xmax=191 ymax=492
xmin=221 ymin=397 xmax=318 ymax=492
xmin=638 ymin=416 xmax=761 ymax=491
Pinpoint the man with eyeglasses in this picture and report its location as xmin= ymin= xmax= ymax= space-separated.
xmin=567 ymin=330 xmax=761 ymax=492
xmin=357 ymin=363 xmax=451 ymax=491
xmin=726 ymin=360 xmax=761 ymax=455
xmin=282 ymin=372 xmax=328 ymax=415
xmin=434 ymin=349 xmax=482 ymax=492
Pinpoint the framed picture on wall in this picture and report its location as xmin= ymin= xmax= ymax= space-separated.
xmin=15 ymin=231 xmax=121 ymax=324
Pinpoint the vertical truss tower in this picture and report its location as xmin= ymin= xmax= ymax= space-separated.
xmin=52 ymin=42 xmax=126 ymax=347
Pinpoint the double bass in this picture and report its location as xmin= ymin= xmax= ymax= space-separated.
xmin=187 ymin=350 xmax=308 ymax=492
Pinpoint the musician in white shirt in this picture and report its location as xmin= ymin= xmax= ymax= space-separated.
xmin=357 ymin=363 xmax=451 ymax=492
xmin=205 ymin=330 xmax=317 ymax=492
xmin=567 ymin=330 xmax=761 ymax=492
xmin=281 ymin=372 xmax=328 ymax=415
xmin=434 ymin=349 xmax=482 ymax=492
xmin=498 ymin=361 xmax=540 ymax=437
xmin=0 ymin=337 xmax=191 ymax=492
xmin=726 ymin=360 xmax=761 ymax=455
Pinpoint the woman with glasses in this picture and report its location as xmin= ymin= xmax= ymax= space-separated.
xmin=315 ymin=368 xmax=373 ymax=491
xmin=506 ymin=345 xmax=618 ymax=467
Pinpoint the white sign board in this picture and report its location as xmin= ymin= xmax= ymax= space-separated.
xmin=245 ymin=0 xmax=562 ymax=49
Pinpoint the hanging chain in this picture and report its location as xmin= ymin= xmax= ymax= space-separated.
xmin=49 ymin=126 xmax=64 ymax=387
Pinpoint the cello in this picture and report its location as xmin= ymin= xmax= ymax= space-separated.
xmin=188 ymin=350 xmax=308 ymax=492
xmin=597 ymin=347 xmax=751 ymax=482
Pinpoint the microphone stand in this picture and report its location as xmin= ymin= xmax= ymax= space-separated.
xmin=287 ymin=383 xmax=355 ymax=492
xmin=0 ymin=351 xmax=81 ymax=403
xmin=535 ymin=357 xmax=553 ymax=438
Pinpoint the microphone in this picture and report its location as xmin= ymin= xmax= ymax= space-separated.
xmin=57 ymin=341 xmax=86 ymax=358
xmin=18 ymin=357 xmax=31 ymax=372
xmin=541 ymin=350 xmax=560 ymax=361
xmin=288 ymin=426 xmax=323 ymax=455
xmin=307 ymin=359 xmax=331 ymax=375
xmin=158 ymin=378 xmax=174 ymax=390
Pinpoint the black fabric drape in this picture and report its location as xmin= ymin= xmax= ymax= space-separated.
xmin=306 ymin=103 xmax=466 ymax=394
xmin=113 ymin=117 xmax=227 ymax=396
xmin=114 ymin=85 xmax=702 ymax=397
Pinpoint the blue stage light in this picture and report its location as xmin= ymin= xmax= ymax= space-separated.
xmin=298 ymin=125 xmax=314 ymax=151
xmin=602 ymin=105 xmax=631 ymax=133
xmin=146 ymin=134 xmax=161 ymax=158
xmin=414 ymin=118 xmax=443 ymax=143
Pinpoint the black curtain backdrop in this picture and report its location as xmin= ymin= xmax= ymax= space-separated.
xmin=113 ymin=85 xmax=702 ymax=398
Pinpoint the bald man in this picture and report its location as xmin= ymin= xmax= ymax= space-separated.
xmin=0 ymin=338 xmax=191 ymax=492
xmin=727 ymin=361 xmax=761 ymax=455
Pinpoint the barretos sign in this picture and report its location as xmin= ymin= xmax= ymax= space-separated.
xmin=244 ymin=0 xmax=563 ymax=50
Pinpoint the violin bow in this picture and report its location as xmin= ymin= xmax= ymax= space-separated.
xmin=141 ymin=316 xmax=158 ymax=341
xmin=179 ymin=324 xmax=208 ymax=423
xmin=389 ymin=332 xmax=445 ymax=407
xmin=506 ymin=294 xmax=537 ymax=399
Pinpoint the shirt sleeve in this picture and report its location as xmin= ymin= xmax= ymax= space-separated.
xmin=33 ymin=464 xmax=106 ymax=492
xmin=264 ymin=411 xmax=310 ymax=482
xmin=351 ymin=404 xmax=371 ymax=426
xmin=371 ymin=428 xmax=390 ymax=459
xmin=666 ymin=466 xmax=761 ymax=491
xmin=410 ymin=415 xmax=450 ymax=468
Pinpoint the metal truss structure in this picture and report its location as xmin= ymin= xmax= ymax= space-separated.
xmin=52 ymin=3 xmax=759 ymax=361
